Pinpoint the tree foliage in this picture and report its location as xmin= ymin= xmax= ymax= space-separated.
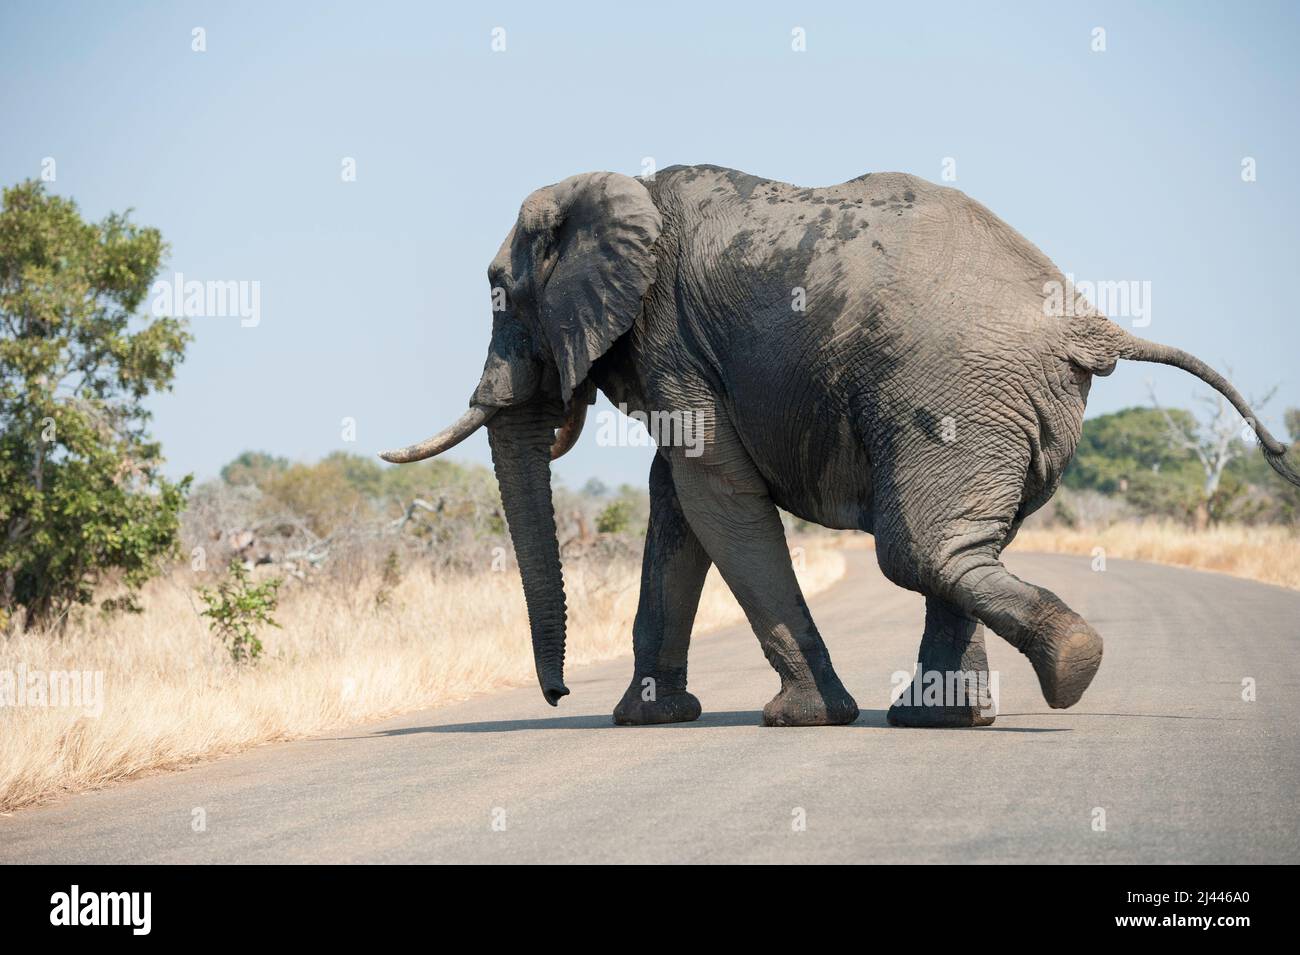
xmin=595 ymin=499 xmax=633 ymax=534
xmin=1064 ymin=406 xmax=1203 ymax=514
xmin=0 ymin=181 xmax=190 ymax=630
xmin=1286 ymin=408 xmax=1300 ymax=446
xmin=1064 ymin=405 xmax=1300 ymax=525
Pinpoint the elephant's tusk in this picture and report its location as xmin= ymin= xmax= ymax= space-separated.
xmin=378 ymin=404 xmax=498 ymax=463
xmin=549 ymin=401 xmax=588 ymax=460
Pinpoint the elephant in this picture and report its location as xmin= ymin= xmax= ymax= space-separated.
xmin=381 ymin=165 xmax=1300 ymax=728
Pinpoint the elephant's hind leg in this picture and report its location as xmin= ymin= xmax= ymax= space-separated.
xmin=888 ymin=596 xmax=997 ymax=727
xmin=613 ymin=453 xmax=711 ymax=725
xmin=874 ymin=447 xmax=1102 ymax=715
xmin=887 ymin=541 xmax=1103 ymax=712
xmin=946 ymin=557 xmax=1103 ymax=710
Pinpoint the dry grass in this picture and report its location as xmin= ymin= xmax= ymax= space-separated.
xmin=1010 ymin=521 xmax=1300 ymax=591
xmin=0 ymin=541 xmax=844 ymax=813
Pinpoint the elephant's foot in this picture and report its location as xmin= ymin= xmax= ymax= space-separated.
xmin=887 ymin=699 xmax=995 ymax=728
xmin=762 ymin=671 xmax=859 ymax=727
xmin=613 ymin=682 xmax=701 ymax=726
xmin=1026 ymin=623 xmax=1103 ymax=709
xmin=887 ymin=667 xmax=997 ymax=727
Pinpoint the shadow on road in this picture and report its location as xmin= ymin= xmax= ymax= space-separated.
xmin=366 ymin=708 xmax=1069 ymax=735
xmin=378 ymin=710 xmax=782 ymax=734
xmin=999 ymin=712 xmax=1236 ymax=721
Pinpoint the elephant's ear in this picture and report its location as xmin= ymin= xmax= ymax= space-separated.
xmin=517 ymin=172 xmax=662 ymax=404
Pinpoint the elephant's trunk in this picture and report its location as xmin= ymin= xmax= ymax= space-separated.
xmin=488 ymin=403 xmax=570 ymax=705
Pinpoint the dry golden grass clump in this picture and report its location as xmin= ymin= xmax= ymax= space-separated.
xmin=0 ymin=542 xmax=845 ymax=813
xmin=1010 ymin=520 xmax=1300 ymax=590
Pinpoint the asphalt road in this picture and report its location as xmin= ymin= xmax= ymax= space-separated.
xmin=4 ymin=550 xmax=1297 ymax=864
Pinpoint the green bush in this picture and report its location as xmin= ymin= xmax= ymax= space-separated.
xmin=596 ymin=499 xmax=633 ymax=534
xmin=199 ymin=561 xmax=282 ymax=663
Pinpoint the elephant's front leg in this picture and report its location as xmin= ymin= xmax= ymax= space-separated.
xmin=613 ymin=454 xmax=712 ymax=725
xmin=667 ymin=422 xmax=859 ymax=727
xmin=887 ymin=596 xmax=997 ymax=728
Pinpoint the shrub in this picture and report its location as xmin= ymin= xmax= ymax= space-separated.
xmin=198 ymin=561 xmax=282 ymax=663
xmin=596 ymin=499 xmax=633 ymax=534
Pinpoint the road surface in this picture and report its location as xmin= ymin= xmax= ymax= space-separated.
xmin=3 ymin=550 xmax=1297 ymax=864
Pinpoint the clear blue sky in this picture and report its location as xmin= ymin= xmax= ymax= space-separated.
xmin=3 ymin=1 xmax=1297 ymax=489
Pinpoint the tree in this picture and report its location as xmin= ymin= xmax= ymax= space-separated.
xmin=0 ymin=181 xmax=190 ymax=630
xmin=595 ymin=499 xmax=633 ymax=534
xmin=1147 ymin=376 xmax=1275 ymax=531
xmin=580 ymin=477 xmax=609 ymax=498
xmin=259 ymin=456 xmax=375 ymax=538
xmin=1064 ymin=404 xmax=1300 ymax=526
xmin=1063 ymin=406 xmax=1202 ymax=518
xmin=1286 ymin=408 xmax=1300 ymax=445
xmin=1236 ymin=406 xmax=1300 ymax=524
xmin=219 ymin=450 xmax=288 ymax=487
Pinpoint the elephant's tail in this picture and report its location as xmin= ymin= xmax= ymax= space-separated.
xmin=1116 ymin=330 xmax=1300 ymax=488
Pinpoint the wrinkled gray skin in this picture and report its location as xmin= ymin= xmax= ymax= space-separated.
xmin=382 ymin=166 xmax=1300 ymax=728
